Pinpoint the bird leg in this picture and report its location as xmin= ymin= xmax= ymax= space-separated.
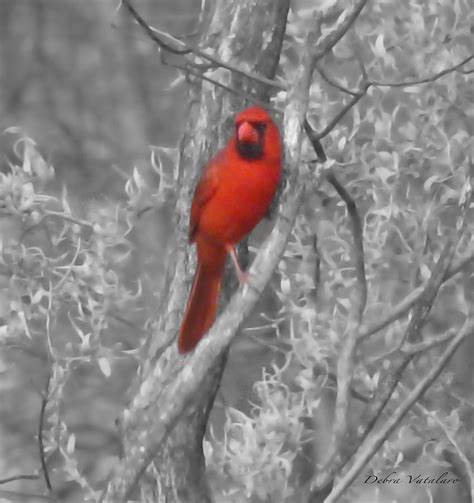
xmin=226 ymin=245 xmax=250 ymax=284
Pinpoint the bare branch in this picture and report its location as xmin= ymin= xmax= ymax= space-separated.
xmin=304 ymin=118 xmax=327 ymax=162
xmin=120 ymin=0 xmax=286 ymax=90
xmin=313 ymin=0 xmax=369 ymax=63
xmin=185 ymin=64 xmax=270 ymax=109
xmin=312 ymin=233 xmax=321 ymax=299
xmin=316 ymin=82 xmax=370 ymax=140
xmin=401 ymin=238 xmax=458 ymax=344
xmin=325 ymin=169 xmax=367 ymax=460
xmin=312 ymin=51 xmax=472 ymax=141
xmin=38 ymin=373 xmax=53 ymax=493
xmin=326 ymin=172 xmax=367 ymax=319
xmin=121 ymin=0 xmax=190 ymax=55
xmin=369 ymin=328 xmax=457 ymax=362
xmin=42 ymin=210 xmax=94 ymax=229
xmin=0 ymin=474 xmax=39 ymax=485
xmin=371 ymin=54 xmax=473 ymax=87
xmin=324 ymin=319 xmax=474 ymax=503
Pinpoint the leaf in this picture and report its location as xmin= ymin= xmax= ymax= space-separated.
xmin=419 ymin=263 xmax=431 ymax=282
xmin=66 ymin=433 xmax=76 ymax=455
xmin=23 ymin=140 xmax=54 ymax=182
xmin=423 ymin=175 xmax=440 ymax=192
xmin=280 ymin=276 xmax=291 ymax=295
xmin=373 ymin=34 xmax=387 ymax=60
xmin=376 ymin=166 xmax=396 ymax=185
xmin=98 ymin=357 xmax=112 ymax=377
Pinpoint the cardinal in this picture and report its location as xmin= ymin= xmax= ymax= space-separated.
xmin=177 ymin=106 xmax=282 ymax=353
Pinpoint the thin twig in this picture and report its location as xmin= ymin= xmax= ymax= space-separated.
xmin=326 ymin=170 xmax=367 ymax=460
xmin=326 ymin=171 xmax=367 ymax=318
xmin=401 ymin=238 xmax=458 ymax=345
xmin=316 ymin=82 xmax=370 ymax=140
xmin=368 ymin=328 xmax=457 ymax=363
xmin=53 ymin=236 xmax=81 ymax=291
xmin=312 ymin=234 xmax=321 ymax=300
xmin=187 ymin=66 xmax=270 ymax=109
xmin=38 ymin=373 xmax=53 ymax=492
xmin=0 ymin=474 xmax=39 ymax=485
xmin=120 ymin=0 xmax=285 ymax=90
xmin=121 ymin=0 xmax=190 ymax=55
xmin=43 ymin=210 xmax=94 ymax=229
xmin=371 ymin=55 xmax=473 ymax=87
xmin=314 ymin=54 xmax=473 ymax=140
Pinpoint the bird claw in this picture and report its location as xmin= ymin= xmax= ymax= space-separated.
xmin=236 ymin=269 xmax=251 ymax=285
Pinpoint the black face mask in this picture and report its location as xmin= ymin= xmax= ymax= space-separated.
xmin=237 ymin=140 xmax=264 ymax=159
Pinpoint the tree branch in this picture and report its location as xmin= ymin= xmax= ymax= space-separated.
xmin=326 ymin=172 xmax=367 ymax=318
xmin=312 ymin=0 xmax=369 ymax=63
xmin=326 ymin=169 xmax=367 ymax=461
xmin=369 ymin=328 xmax=457 ymax=362
xmin=401 ymin=238 xmax=458 ymax=344
xmin=120 ymin=0 xmax=286 ymax=90
xmin=371 ymin=54 xmax=473 ymax=87
xmin=121 ymin=0 xmax=190 ymax=55
xmin=316 ymin=82 xmax=370 ymax=140
xmin=313 ymin=54 xmax=473 ymax=140
xmin=38 ymin=373 xmax=53 ymax=493
xmin=0 ymin=474 xmax=39 ymax=485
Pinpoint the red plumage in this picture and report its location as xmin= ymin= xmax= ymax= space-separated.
xmin=178 ymin=106 xmax=282 ymax=353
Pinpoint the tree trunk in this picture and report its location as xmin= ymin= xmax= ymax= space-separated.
xmin=116 ymin=1 xmax=289 ymax=502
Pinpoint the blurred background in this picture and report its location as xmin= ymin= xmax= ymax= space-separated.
xmin=0 ymin=0 xmax=199 ymax=196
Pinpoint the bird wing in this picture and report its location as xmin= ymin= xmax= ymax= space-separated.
xmin=189 ymin=154 xmax=222 ymax=243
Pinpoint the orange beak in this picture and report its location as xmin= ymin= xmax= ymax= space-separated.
xmin=237 ymin=121 xmax=258 ymax=143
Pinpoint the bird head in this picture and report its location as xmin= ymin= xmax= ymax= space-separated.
xmin=234 ymin=106 xmax=280 ymax=161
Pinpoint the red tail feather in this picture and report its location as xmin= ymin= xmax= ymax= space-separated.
xmin=178 ymin=257 xmax=226 ymax=353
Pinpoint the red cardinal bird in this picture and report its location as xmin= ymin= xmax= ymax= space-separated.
xmin=178 ymin=106 xmax=282 ymax=353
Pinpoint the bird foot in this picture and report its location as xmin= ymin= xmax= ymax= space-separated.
xmin=236 ymin=269 xmax=251 ymax=285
